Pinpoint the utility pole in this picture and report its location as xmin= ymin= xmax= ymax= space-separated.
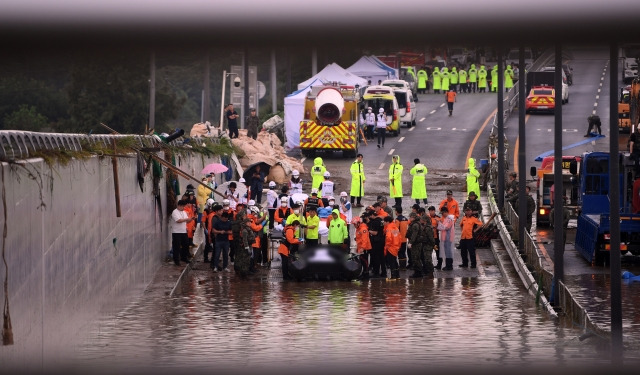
xmin=243 ymin=48 xmax=249 ymax=129
xmin=271 ymin=49 xmax=277 ymax=113
xmin=497 ymin=49 xmax=505 ymax=210
xmin=149 ymin=51 xmax=156 ymax=132
xmin=203 ymin=52 xmax=210 ymax=123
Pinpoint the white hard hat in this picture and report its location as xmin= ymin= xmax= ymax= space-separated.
xmin=222 ymin=199 xmax=230 ymax=206
xmin=238 ymin=177 xmax=246 ymax=183
xmin=323 ymin=171 xmax=330 ymax=177
xmin=250 ymin=206 xmax=260 ymax=214
xmin=206 ymin=198 xmax=215 ymax=207
xmin=327 ymin=196 xmax=335 ymax=201
xmin=311 ymin=188 xmax=319 ymax=194
xmin=379 ymin=108 xmax=384 ymax=113
xmin=248 ymin=199 xmax=256 ymax=206
xmin=367 ymin=107 xmax=372 ymax=110
xmin=280 ymin=196 xmax=288 ymax=202
xmin=268 ymin=181 xmax=276 ymax=188
xmin=340 ymin=191 xmax=348 ymax=197
xmin=292 ymin=169 xmax=300 ymax=176
xmin=295 ymin=200 xmax=304 ymax=206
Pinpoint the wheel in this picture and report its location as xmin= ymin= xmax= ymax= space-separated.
xmin=566 ymin=97 xmax=569 ymax=104
xmin=412 ymin=119 xmax=417 ymax=127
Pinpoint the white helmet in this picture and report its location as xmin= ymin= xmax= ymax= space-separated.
xmin=379 ymin=108 xmax=385 ymax=113
xmin=206 ymin=198 xmax=215 ymax=207
xmin=248 ymin=199 xmax=256 ymax=207
xmin=292 ymin=169 xmax=299 ymax=177
xmin=340 ymin=191 xmax=348 ymax=197
xmin=295 ymin=200 xmax=304 ymax=206
xmin=268 ymin=181 xmax=276 ymax=188
xmin=250 ymin=206 xmax=260 ymax=214
xmin=326 ymin=196 xmax=335 ymax=201
xmin=238 ymin=177 xmax=246 ymax=183
xmin=222 ymin=199 xmax=230 ymax=206
xmin=324 ymin=171 xmax=330 ymax=177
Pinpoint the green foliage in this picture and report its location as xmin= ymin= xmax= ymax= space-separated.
xmin=0 ymin=76 xmax=67 ymax=130
xmin=3 ymin=105 xmax=48 ymax=132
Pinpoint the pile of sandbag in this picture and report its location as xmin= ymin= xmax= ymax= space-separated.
xmin=231 ymin=130 xmax=304 ymax=185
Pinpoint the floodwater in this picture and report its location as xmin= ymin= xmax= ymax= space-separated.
xmin=71 ymin=267 xmax=633 ymax=374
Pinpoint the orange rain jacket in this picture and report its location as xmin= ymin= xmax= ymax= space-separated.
xmin=384 ymin=222 xmax=401 ymax=256
xmin=277 ymin=225 xmax=300 ymax=257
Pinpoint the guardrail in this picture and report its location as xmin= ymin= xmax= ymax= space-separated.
xmin=487 ymin=184 xmax=557 ymax=317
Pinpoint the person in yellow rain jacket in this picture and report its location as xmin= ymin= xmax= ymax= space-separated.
xmin=490 ymin=65 xmax=498 ymax=92
xmin=468 ymin=64 xmax=478 ymax=93
xmin=504 ymin=65 xmax=514 ymax=92
xmin=477 ymin=65 xmax=487 ymax=93
xmin=466 ymin=157 xmax=481 ymax=198
xmin=458 ymin=67 xmax=468 ymax=93
xmin=449 ymin=66 xmax=459 ymax=92
xmin=389 ymin=155 xmax=404 ymax=209
xmin=440 ymin=67 xmax=450 ymax=92
xmin=328 ymin=209 xmax=348 ymax=250
xmin=410 ymin=158 xmax=428 ymax=205
xmin=349 ymin=153 xmax=366 ymax=207
xmin=417 ymin=69 xmax=428 ymax=94
xmin=432 ymin=67 xmax=442 ymax=94
xmin=310 ymin=157 xmax=326 ymax=192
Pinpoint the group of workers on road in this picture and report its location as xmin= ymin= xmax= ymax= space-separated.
xmin=427 ymin=64 xmax=516 ymax=94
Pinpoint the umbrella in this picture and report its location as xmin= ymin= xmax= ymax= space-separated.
xmin=201 ymin=162 xmax=228 ymax=176
xmin=290 ymin=192 xmax=308 ymax=205
xmin=216 ymin=180 xmax=248 ymax=200
xmin=242 ymin=161 xmax=272 ymax=182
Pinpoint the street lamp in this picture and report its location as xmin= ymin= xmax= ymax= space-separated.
xmin=219 ymin=70 xmax=241 ymax=131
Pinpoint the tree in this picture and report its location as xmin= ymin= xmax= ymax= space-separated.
xmin=3 ymin=105 xmax=48 ymax=132
xmin=66 ymin=52 xmax=183 ymax=134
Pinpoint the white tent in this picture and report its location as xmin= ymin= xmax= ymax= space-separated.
xmin=368 ymin=55 xmax=399 ymax=79
xmin=297 ymin=63 xmax=368 ymax=91
xmin=283 ymin=79 xmax=319 ymax=149
xmin=347 ymin=56 xmax=396 ymax=84
xmin=284 ymin=64 xmax=367 ymax=149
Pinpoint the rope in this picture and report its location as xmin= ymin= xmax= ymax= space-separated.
xmin=2 ymin=164 xmax=13 ymax=345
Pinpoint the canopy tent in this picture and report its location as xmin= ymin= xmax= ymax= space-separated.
xmin=285 ymin=64 xmax=367 ymax=149
xmin=297 ymin=63 xmax=368 ymax=91
xmin=367 ymin=55 xmax=399 ymax=79
xmin=347 ymin=56 xmax=397 ymax=84
xmin=283 ymin=79 xmax=318 ymax=149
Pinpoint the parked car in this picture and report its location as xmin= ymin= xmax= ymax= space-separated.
xmin=362 ymin=89 xmax=401 ymax=136
xmin=391 ymin=88 xmax=417 ymax=128
xmin=623 ymin=57 xmax=638 ymax=84
xmin=540 ymin=66 xmax=570 ymax=104
xmin=525 ymin=86 xmax=557 ymax=114
xmin=396 ymin=69 xmax=419 ymax=100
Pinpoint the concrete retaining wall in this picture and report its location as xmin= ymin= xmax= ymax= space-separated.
xmin=0 ymin=151 xmax=225 ymax=369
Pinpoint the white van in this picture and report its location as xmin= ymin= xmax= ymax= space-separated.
xmin=391 ymin=88 xmax=417 ymax=128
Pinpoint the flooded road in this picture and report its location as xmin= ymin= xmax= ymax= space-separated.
xmin=73 ymin=268 xmax=630 ymax=374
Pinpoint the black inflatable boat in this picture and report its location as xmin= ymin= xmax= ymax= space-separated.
xmin=288 ymin=246 xmax=362 ymax=281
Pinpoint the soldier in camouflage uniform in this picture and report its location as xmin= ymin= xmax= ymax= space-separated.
xmin=406 ymin=213 xmax=425 ymax=278
xmin=419 ymin=214 xmax=436 ymax=277
xmin=233 ymin=210 xmax=255 ymax=278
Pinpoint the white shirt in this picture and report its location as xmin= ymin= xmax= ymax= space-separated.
xmin=225 ymin=189 xmax=240 ymax=209
xmin=266 ymin=189 xmax=279 ymax=209
xmin=376 ymin=113 xmax=387 ymax=128
xmin=171 ymin=208 xmax=188 ymax=234
xmin=365 ymin=112 xmax=376 ymax=126
xmin=339 ymin=200 xmax=352 ymax=224
xmin=321 ymin=180 xmax=334 ymax=198
xmin=290 ymin=180 xmax=303 ymax=194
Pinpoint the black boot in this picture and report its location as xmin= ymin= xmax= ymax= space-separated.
xmin=391 ymin=269 xmax=400 ymax=279
xmin=442 ymin=258 xmax=454 ymax=271
xmin=435 ymin=258 xmax=442 ymax=270
xmin=410 ymin=270 xmax=423 ymax=278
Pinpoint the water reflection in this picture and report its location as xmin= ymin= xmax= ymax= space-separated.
xmin=75 ymin=273 xmax=628 ymax=373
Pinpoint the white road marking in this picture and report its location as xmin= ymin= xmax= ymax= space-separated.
xmin=593 ymin=110 xmax=597 ymax=115
xmin=398 ymin=137 xmax=405 ymax=142
xmin=452 ymin=127 xmax=456 ymax=130
xmin=600 ymin=83 xmax=603 ymax=87
xmin=378 ymin=163 xmax=385 ymax=170
xmin=388 ymin=148 xmax=395 ymax=155
xmin=430 ymin=110 xmax=437 ymax=114
xmin=419 ymin=117 xmax=426 ymax=121
xmin=596 ymin=95 xmax=599 ymax=100
xmin=439 ymin=103 xmax=445 ymax=107
xmin=409 ymin=126 xmax=416 ymax=132
xmin=594 ymin=102 xmax=598 ymax=107
xmin=597 ymin=88 xmax=601 ymax=93
xmin=426 ymin=127 xmax=442 ymax=130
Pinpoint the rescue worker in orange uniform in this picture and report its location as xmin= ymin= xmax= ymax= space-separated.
xmin=353 ymin=215 xmax=372 ymax=279
xmin=439 ymin=190 xmax=460 ymax=222
xmin=247 ymin=206 xmax=265 ymax=273
xmin=459 ymin=207 xmax=483 ymax=268
xmin=394 ymin=206 xmax=409 ymax=269
xmin=383 ymin=216 xmax=401 ymax=279
xmin=445 ymin=88 xmax=457 ymax=116
xmin=278 ymin=220 xmax=301 ymax=280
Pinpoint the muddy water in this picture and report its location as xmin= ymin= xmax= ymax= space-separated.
xmin=72 ymin=270 xmax=629 ymax=374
